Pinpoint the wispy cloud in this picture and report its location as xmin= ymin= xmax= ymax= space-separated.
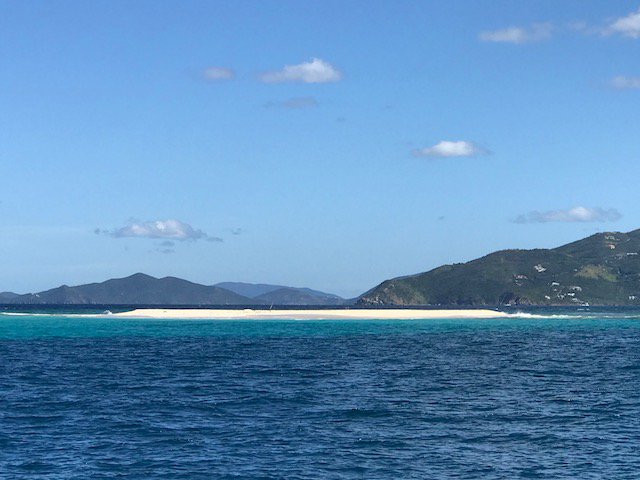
xmin=152 ymin=241 xmax=177 ymax=255
xmin=610 ymin=76 xmax=640 ymax=90
xmin=203 ymin=67 xmax=235 ymax=81
xmin=260 ymin=58 xmax=342 ymax=84
xmin=97 ymin=219 xmax=223 ymax=242
xmin=480 ymin=8 xmax=640 ymax=44
xmin=412 ymin=140 xmax=488 ymax=158
xmin=605 ymin=7 xmax=640 ymax=38
xmin=265 ymin=96 xmax=318 ymax=109
xmin=513 ymin=206 xmax=622 ymax=224
xmin=479 ymin=23 xmax=553 ymax=44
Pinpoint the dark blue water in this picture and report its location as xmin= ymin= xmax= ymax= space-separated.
xmin=1 ymin=313 xmax=640 ymax=479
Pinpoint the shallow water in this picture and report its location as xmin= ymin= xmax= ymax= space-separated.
xmin=1 ymin=313 xmax=640 ymax=478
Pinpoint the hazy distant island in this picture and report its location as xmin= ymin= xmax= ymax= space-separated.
xmin=359 ymin=229 xmax=640 ymax=307
xmin=3 ymin=230 xmax=640 ymax=308
xmin=0 ymin=274 xmax=349 ymax=306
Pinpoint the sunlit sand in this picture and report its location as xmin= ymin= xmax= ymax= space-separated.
xmin=114 ymin=308 xmax=509 ymax=320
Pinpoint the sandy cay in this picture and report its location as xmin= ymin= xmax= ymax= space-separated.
xmin=113 ymin=308 xmax=509 ymax=320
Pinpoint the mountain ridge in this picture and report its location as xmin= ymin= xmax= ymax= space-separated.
xmin=358 ymin=229 xmax=640 ymax=306
xmin=4 ymin=229 xmax=640 ymax=307
xmin=1 ymin=274 xmax=346 ymax=306
xmin=214 ymin=282 xmax=346 ymax=305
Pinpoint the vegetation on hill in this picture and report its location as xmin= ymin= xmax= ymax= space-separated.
xmin=358 ymin=230 xmax=640 ymax=306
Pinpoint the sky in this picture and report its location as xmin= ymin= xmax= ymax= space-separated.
xmin=1 ymin=0 xmax=640 ymax=297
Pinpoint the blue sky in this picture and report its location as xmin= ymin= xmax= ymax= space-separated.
xmin=1 ymin=0 xmax=639 ymax=296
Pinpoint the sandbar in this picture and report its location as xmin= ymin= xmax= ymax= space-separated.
xmin=113 ymin=308 xmax=509 ymax=320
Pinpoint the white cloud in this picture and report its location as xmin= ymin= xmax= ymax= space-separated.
xmin=101 ymin=219 xmax=222 ymax=242
xmin=260 ymin=58 xmax=342 ymax=84
xmin=513 ymin=206 xmax=622 ymax=224
xmin=203 ymin=67 xmax=235 ymax=81
xmin=265 ymin=96 xmax=318 ymax=109
xmin=606 ymin=7 xmax=640 ymax=38
xmin=479 ymin=23 xmax=553 ymax=44
xmin=412 ymin=140 xmax=488 ymax=158
xmin=611 ymin=75 xmax=640 ymax=90
xmin=480 ymin=9 xmax=640 ymax=43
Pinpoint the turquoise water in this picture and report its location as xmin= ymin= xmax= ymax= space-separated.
xmin=1 ymin=312 xmax=640 ymax=478
xmin=1 ymin=311 xmax=638 ymax=339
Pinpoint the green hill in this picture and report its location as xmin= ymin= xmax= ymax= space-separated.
xmin=358 ymin=229 xmax=640 ymax=306
xmin=253 ymin=287 xmax=346 ymax=306
xmin=1 ymin=274 xmax=347 ymax=306
xmin=5 ymin=273 xmax=253 ymax=305
xmin=215 ymin=282 xmax=347 ymax=305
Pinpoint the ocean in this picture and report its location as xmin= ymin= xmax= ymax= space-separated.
xmin=1 ymin=310 xmax=640 ymax=479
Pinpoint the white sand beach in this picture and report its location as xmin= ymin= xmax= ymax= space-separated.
xmin=114 ymin=308 xmax=509 ymax=320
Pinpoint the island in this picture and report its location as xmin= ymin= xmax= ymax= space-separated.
xmin=359 ymin=229 xmax=640 ymax=306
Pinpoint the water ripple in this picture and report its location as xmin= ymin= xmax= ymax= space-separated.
xmin=0 ymin=317 xmax=640 ymax=478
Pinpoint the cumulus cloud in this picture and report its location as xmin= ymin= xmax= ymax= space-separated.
xmin=611 ymin=75 xmax=640 ymax=90
xmin=98 ymin=219 xmax=223 ymax=242
xmin=606 ymin=7 xmax=640 ymax=38
xmin=260 ymin=58 xmax=342 ymax=84
xmin=513 ymin=206 xmax=622 ymax=224
xmin=203 ymin=67 xmax=235 ymax=81
xmin=265 ymin=96 xmax=318 ymax=109
xmin=479 ymin=23 xmax=553 ymax=44
xmin=412 ymin=140 xmax=488 ymax=158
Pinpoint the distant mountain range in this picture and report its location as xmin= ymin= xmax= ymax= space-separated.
xmin=5 ymin=230 xmax=640 ymax=307
xmin=0 ymin=292 xmax=21 ymax=302
xmin=358 ymin=229 xmax=640 ymax=307
xmin=214 ymin=282 xmax=346 ymax=306
xmin=1 ymin=273 xmax=348 ymax=306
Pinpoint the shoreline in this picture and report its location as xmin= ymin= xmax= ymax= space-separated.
xmin=112 ymin=308 xmax=510 ymax=320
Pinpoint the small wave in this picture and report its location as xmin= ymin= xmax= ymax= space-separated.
xmin=0 ymin=312 xmax=43 ymax=317
xmin=507 ymin=312 xmax=580 ymax=319
xmin=507 ymin=311 xmax=640 ymax=320
xmin=0 ymin=312 xmax=98 ymax=318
